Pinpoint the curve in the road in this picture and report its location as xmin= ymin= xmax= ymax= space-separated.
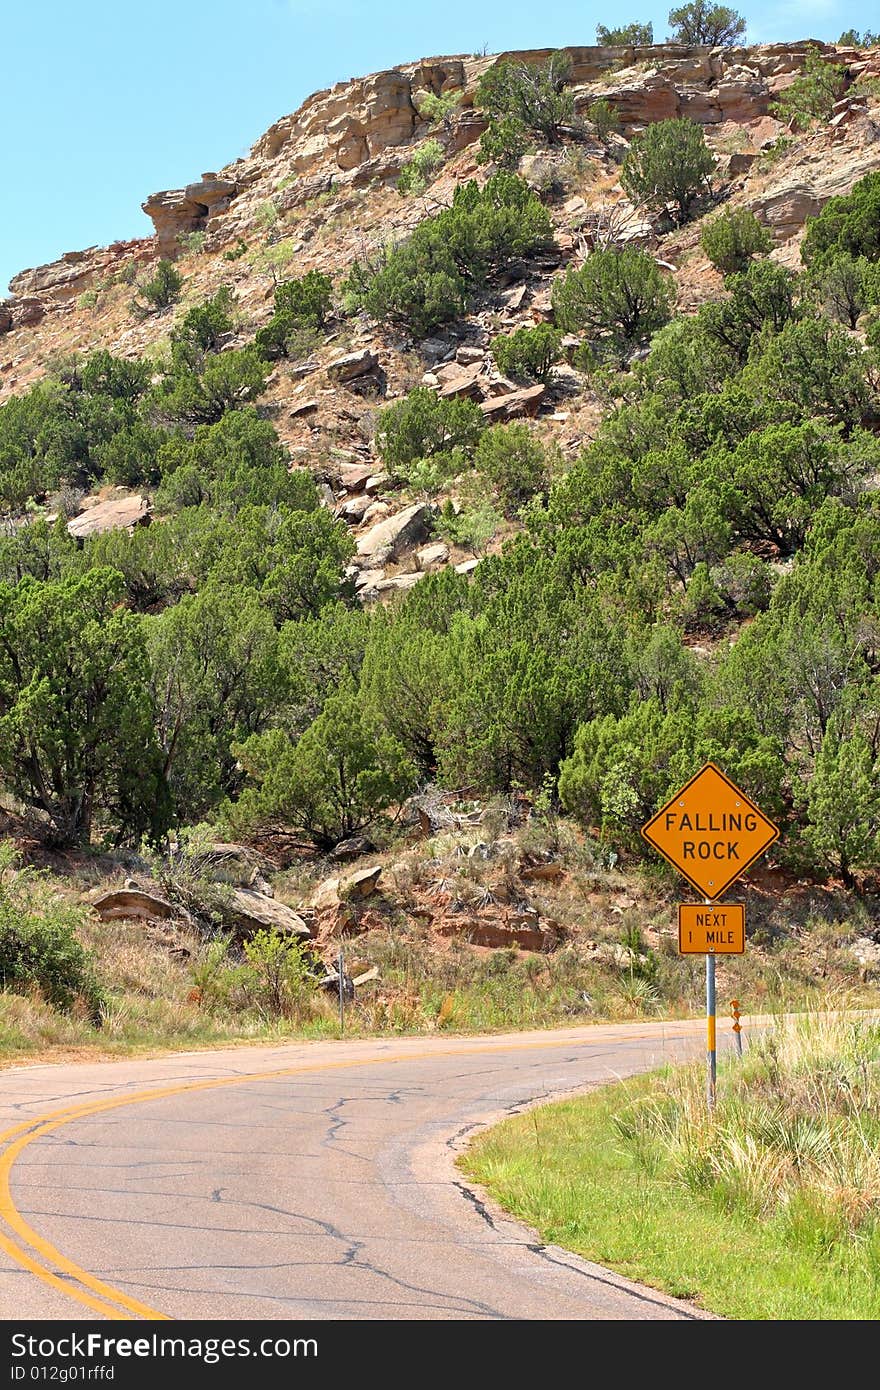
xmin=0 ymin=1022 xmax=725 ymax=1321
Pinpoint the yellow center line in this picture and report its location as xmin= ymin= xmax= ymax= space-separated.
xmin=0 ymin=1024 xmax=699 ymax=1320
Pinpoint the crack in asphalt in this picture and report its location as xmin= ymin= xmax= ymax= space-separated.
xmin=318 ymin=1098 xmax=369 ymax=1163
xmin=104 ymin=1277 xmax=506 ymax=1317
xmin=452 ymin=1181 xmax=499 ymax=1231
xmin=89 ymin=1188 xmax=512 ymax=1320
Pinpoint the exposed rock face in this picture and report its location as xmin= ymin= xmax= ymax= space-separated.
xmin=751 ymin=183 xmax=824 ymax=240
xmin=586 ymin=49 xmax=839 ymax=128
xmin=435 ymin=912 xmax=561 ymax=951
xmin=1 ymin=239 xmax=152 ymax=331
xmin=6 ymin=40 xmax=867 ymax=336
xmin=67 ymin=495 xmax=150 ymax=540
xmin=748 ymin=109 xmax=880 ymax=239
xmin=138 ymin=40 xmax=852 ymax=256
xmin=8 ymin=241 xmax=151 ymax=306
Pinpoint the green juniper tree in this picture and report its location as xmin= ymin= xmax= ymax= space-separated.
xmin=621 ymin=118 xmax=716 ymax=222
xmin=667 ymin=1 xmax=746 ymax=46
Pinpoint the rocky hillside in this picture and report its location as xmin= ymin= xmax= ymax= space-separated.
xmin=3 ymin=39 xmax=879 ymax=592
xmin=2 ymin=35 xmax=880 ymax=1054
xmin=2 ymin=46 xmax=876 ymax=578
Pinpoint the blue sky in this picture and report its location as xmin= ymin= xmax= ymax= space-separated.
xmin=0 ymin=0 xmax=867 ymax=293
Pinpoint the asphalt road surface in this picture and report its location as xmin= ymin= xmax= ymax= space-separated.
xmin=0 ymin=1020 xmax=736 ymax=1321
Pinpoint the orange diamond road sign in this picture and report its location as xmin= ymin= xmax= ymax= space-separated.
xmin=641 ymin=762 xmax=779 ymax=901
xmin=678 ymin=904 xmax=745 ymax=954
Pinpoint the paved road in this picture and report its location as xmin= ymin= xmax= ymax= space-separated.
xmin=0 ymin=1020 xmax=735 ymax=1321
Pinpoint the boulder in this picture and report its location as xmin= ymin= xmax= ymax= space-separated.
xmin=520 ymin=860 xmax=565 ymax=882
xmin=68 ymin=496 xmax=150 ymax=541
xmin=326 ymin=348 xmax=379 ymax=382
xmin=479 ymin=383 xmax=546 ymax=422
xmin=416 ymin=541 xmax=450 ymax=569
xmin=330 ymin=836 xmax=376 ymax=861
xmin=419 ymin=336 xmax=456 ymax=365
xmin=365 ymin=471 xmax=390 ymax=494
xmin=374 ymin=572 xmax=426 ymax=595
xmin=354 ymin=566 xmax=386 ymax=592
xmin=437 ymin=365 xmax=484 ymax=400
xmin=91 ymin=889 xmax=177 ymax=923
xmin=312 ymin=877 xmax=342 ymax=911
xmin=339 ymin=462 xmax=375 ymax=492
xmin=225 ymin=888 xmax=312 ymax=939
xmin=288 ymin=398 xmax=319 ymax=418
xmin=338 ymin=493 xmax=373 ymax=524
xmin=455 ymin=345 xmax=486 ymax=366
xmin=341 ymin=865 xmax=382 ymax=898
xmin=196 ymin=842 xmax=277 ymax=886
xmin=355 ymin=502 xmax=432 ymax=565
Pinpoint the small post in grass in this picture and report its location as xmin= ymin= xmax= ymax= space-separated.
xmin=338 ymin=946 xmax=345 ymax=1037
xmin=731 ymin=998 xmax=743 ymax=1058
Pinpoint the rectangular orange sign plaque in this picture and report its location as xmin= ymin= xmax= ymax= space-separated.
xmin=678 ymin=903 xmax=745 ymax=955
xmin=641 ymin=762 xmax=779 ymax=901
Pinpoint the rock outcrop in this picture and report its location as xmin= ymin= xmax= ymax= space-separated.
xmin=748 ymin=109 xmax=880 ymax=239
xmin=141 ymin=176 xmax=239 ymax=258
xmin=2 ymin=239 xmax=152 ymax=331
xmin=137 ymin=40 xmax=858 ymax=257
xmin=4 ymin=39 xmax=868 ymax=337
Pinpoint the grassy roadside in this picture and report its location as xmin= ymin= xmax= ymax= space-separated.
xmin=461 ymin=1015 xmax=880 ymax=1319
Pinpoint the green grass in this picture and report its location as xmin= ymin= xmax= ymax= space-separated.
xmin=462 ymin=1015 xmax=880 ymax=1319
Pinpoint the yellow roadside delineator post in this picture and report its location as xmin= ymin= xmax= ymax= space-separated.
xmin=641 ymin=762 xmax=779 ymax=1110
